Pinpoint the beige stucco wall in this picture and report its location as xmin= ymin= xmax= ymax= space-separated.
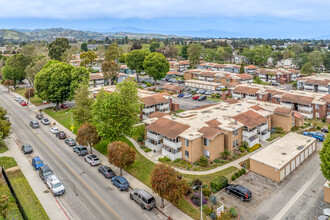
xmin=206 ymin=134 xmax=225 ymax=161
xmin=180 ymin=137 xmax=203 ymax=163
xmin=250 ymin=159 xmax=281 ymax=182
xmin=224 ymin=128 xmax=242 ymax=152
xmin=271 ymin=114 xmax=293 ymax=132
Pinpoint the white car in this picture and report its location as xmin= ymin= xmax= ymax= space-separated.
xmin=85 ymin=154 xmax=100 ymax=166
xmin=46 ymin=174 xmax=65 ymax=196
xmin=50 ymin=127 xmax=59 ymax=134
xmin=14 ymin=96 xmax=22 ymax=102
xmin=41 ymin=118 xmax=50 ymax=125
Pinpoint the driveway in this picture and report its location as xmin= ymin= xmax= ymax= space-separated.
xmin=172 ymin=97 xmax=217 ymax=110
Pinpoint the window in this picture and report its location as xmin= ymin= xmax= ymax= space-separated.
xmin=204 ymin=150 xmax=210 ymax=158
xmin=203 ymin=138 xmax=209 ymax=146
xmin=233 ymin=129 xmax=238 ymax=136
xmin=315 ymin=105 xmax=319 ymax=110
xmin=259 ymin=94 xmax=262 ymax=99
xmin=185 ymin=151 xmax=189 ymax=159
xmin=232 ymin=139 xmax=239 ymax=147
xmin=185 ymin=139 xmax=189 ymax=147
xmin=316 ymin=112 xmax=320 ymax=118
xmin=276 ymin=98 xmax=280 ymax=102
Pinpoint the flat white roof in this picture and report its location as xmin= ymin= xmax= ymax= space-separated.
xmin=250 ymin=132 xmax=315 ymax=170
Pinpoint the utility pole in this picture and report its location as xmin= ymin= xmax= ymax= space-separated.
xmin=71 ymin=111 xmax=73 ymax=133
xmin=193 ymin=185 xmax=203 ymax=220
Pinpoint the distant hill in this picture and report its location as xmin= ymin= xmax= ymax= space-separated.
xmin=0 ymin=29 xmax=31 ymax=41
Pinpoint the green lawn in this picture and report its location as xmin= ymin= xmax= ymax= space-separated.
xmin=14 ymin=88 xmax=44 ymax=106
xmin=305 ymin=118 xmax=326 ymax=129
xmin=0 ymin=178 xmax=23 ymax=220
xmin=267 ymin=132 xmax=286 ymax=141
xmin=43 ymin=109 xmax=79 ymax=134
xmin=7 ymin=170 xmax=49 ymax=220
xmin=0 ymin=157 xmax=18 ymax=169
xmin=0 ymin=142 xmax=8 ymax=153
xmin=131 ymin=124 xmax=145 ymax=140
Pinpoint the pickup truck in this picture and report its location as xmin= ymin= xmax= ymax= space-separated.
xmin=302 ymin=131 xmax=325 ymax=142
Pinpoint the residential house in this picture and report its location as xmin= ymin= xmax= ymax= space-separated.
xmin=297 ymin=73 xmax=330 ymax=94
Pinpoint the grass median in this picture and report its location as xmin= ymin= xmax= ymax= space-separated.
xmin=43 ymin=109 xmax=79 ymax=134
xmin=0 ymin=156 xmax=18 ymax=169
xmin=0 ymin=178 xmax=22 ymax=220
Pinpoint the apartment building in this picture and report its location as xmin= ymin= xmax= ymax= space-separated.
xmin=244 ymin=65 xmax=258 ymax=75
xmin=144 ymin=99 xmax=300 ymax=162
xmin=196 ymin=62 xmax=241 ymax=73
xmin=169 ymin=60 xmax=190 ymax=72
xmin=229 ymin=83 xmax=330 ymax=119
xmin=256 ymin=68 xmax=300 ymax=84
xmin=297 ymin=73 xmax=330 ymax=94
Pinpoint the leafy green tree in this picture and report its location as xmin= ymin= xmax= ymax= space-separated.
xmin=131 ymin=41 xmax=142 ymax=51
xmin=61 ymin=46 xmax=79 ymax=63
xmin=308 ymin=51 xmax=323 ymax=68
xmin=2 ymin=54 xmax=30 ymax=88
xmin=3 ymin=80 xmax=14 ymax=92
xmin=119 ymin=53 xmax=127 ymax=63
xmin=20 ymin=45 xmax=36 ymax=63
xmin=92 ymin=79 xmax=141 ymax=142
xmin=320 ymin=133 xmax=330 ymax=180
xmin=76 ymin=122 xmax=99 ymax=154
xmin=243 ymin=45 xmax=272 ymax=66
xmin=126 ymin=49 xmax=150 ymax=82
xmin=203 ymin=48 xmax=218 ymax=62
xmin=239 ymin=61 xmax=245 ymax=74
xmin=80 ymin=51 xmax=97 ymax=68
xmin=149 ymin=41 xmax=160 ymax=53
xmin=323 ymin=51 xmax=330 ymax=71
xmin=48 ymin=38 xmax=70 ymax=61
xmin=143 ymin=52 xmax=170 ymax=83
xmin=108 ymin=141 xmax=136 ymax=176
xmin=105 ymin=43 xmax=122 ymax=61
xmin=0 ymin=106 xmax=11 ymax=139
xmin=300 ymin=63 xmax=314 ymax=75
xmin=281 ymin=49 xmax=295 ymax=59
xmin=81 ymin=42 xmax=88 ymax=52
xmin=24 ymin=88 xmax=35 ymax=104
xmin=180 ymin=45 xmax=189 ymax=59
xmin=292 ymin=53 xmax=308 ymax=69
xmin=188 ymin=44 xmax=202 ymax=68
xmin=72 ymin=83 xmax=94 ymax=125
xmin=25 ymin=55 xmax=48 ymax=86
xmin=217 ymin=47 xmax=233 ymax=61
xmin=34 ymin=61 xmax=89 ymax=109
xmin=102 ymin=43 xmax=122 ymax=82
xmin=290 ymin=44 xmax=304 ymax=55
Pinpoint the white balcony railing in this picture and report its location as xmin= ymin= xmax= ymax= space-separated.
xmin=145 ymin=141 xmax=163 ymax=151
xmin=207 ymin=78 xmax=214 ymax=82
xmin=259 ymin=131 xmax=270 ymax=141
xmin=243 ymin=135 xmax=259 ymax=147
xmin=298 ymin=106 xmax=312 ymax=113
xmin=199 ymin=77 xmax=205 ymax=81
xmin=163 ymin=139 xmax=182 ymax=149
xmin=162 ymin=148 xmax=182 ymax=161
xmin=242 ymin=128 xmax=258 ymax=138
xmin=158 ymin=104 xmax=169 ymax=110
xmin=258 ymin=123 xmax=268 ymax=132
xmin=232 ymin=93 xmax=243 ymax=99
xmin=147 ymin=131 xmax=163 ymax=142
xmin=246 ymin=95 xmax=257 ymax=100
xmin=143 ymin=107 xmax=156 ymax=113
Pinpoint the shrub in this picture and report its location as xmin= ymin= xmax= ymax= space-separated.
xmin=232 ymin=155 xmax=237 ymax=159
xmin=241 ymin=141 xmax=249 ymax=149
xmin=137 ymin=136 xmax=144 ymax=142
xmin=241 ymin=168 xmax=246 ymax=174
xmin=221 ymin=149 xmax=231 ymax=159
xmin=317 ymin=125 xmax=321 ymax=130
xmin=231 ymin=175 xmax=236 ymax=181
xmin=213 ymin=159 xmax=220 ymax=163
xmin=220 ymin=160 xmax=225 ymax=163
xmin=202 ymin=205 xmax=213 ymax=216
xmin=275 ymin=127 xmax=284 ymax=134
xmin=199 ymin=156 xmax=209 ymax=167
xmin=215 ymin=93 xmax=221 ymax=98
xmin=192 ymin=178 xmax=203 ymax=187
xmin=174 ymin=158 xmax=181 ymax=163
xmin=190 ymin=192 xmax=207 ymax=206
xmin=247 ymin=143 xmax=261 ymax=152
xmin=202 ymin=187 xmax=211 ymax=197
xmin=146 ymin=83 xmax=152 ymax=87
xmin=221 ymin=88 xmax=227 ymax=91
xmin=140 ymin=145 xmax=146 ymax=149
xmin=230 ymin=207 xmax=237 ymax=218
xmin=210 ymin=176 xmax=228 ymax=192
xmin=239 ymin=169 xmax=244 ymax=175
xmin=193 ymin=161 xmax=199 ymax=166
xmin=239 ymin=147 xmax=245 ymax=153
xmin=144 ymin=148 xmax=152 ymax=152
xmin=158 ymin=157 xmax=171 ymax=162
xmin=234 ymin=172 xmax=240 ymax=178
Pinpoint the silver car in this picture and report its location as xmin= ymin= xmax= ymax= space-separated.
xmin=85 ymin=154 xmax=100 ymax=166
xmin=183 ymin=93 xmax=192 ymax=98
xmin=130 ymin=189 xmax=156 ymax=210
xmin=41 ymin=118 xmax=50 ymax=125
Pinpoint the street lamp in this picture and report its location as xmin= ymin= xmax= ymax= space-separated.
xmin=193 ymin=184 xmax=203 ymax=220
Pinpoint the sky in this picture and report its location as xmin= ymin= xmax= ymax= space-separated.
xmin=0 ymin=0 xmax=329 ymax=38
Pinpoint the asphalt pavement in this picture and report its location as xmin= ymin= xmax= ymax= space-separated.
xmin=0 ymin=90 xmax=161 ymax=220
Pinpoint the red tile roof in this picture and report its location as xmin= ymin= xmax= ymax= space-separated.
xmin=245 ymin=65 xmax=257 ymax=69
xmin=251 ymin=105 xmax=265 ymax=111
xmin=274 ymin=107 xmax=292 ymax=116
xmin=205 ymin=119 xmax=222 ymax=127
xmin=233 ymin=86 xmax=259 ymax=95
xmin=237 ymin=73 xmax=253 ymax=80
xmin=294 ymin=112 xmax=305 ymax=119
xmin=148 ymin=112 xmax=170 ymax=119
xmin=280 ymin=93 xmax=314 ymax=105
xmin=198 ymin=126 xmax=222 ymax=140
xmin=143 ymin=95 xmax=168 ymax=106
xmin=147 ymin=117 xmax=190 ymax=139
xmin=232 ymin=110 xmax=268 ymax=128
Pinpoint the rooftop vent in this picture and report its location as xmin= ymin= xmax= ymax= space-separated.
xmin=282 ymin=153 xmax=287 ymax=155
xmin=297 ymin=146 xmax=304 ymax=150
xmin=307 ymin=140 xmax=311 ymax=143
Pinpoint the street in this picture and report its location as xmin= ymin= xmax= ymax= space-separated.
xmin=0 ymin=90 xmax=160 ymax=220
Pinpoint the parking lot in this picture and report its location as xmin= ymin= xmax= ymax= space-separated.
xmin=172 ymin=96 xmax=218 ymax=110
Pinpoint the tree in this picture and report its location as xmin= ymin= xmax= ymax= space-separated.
xmin=0 ymin=194 xmax=9 ymax=219
xmin=0 ymin=106 xmax=11 ymax=139
xmin=96 ymin=45 xmax=106 ymax=59
xmin=80 ymin=51 xmax=97 ymax=68
xmin=156 ymin=46 xmax=179 ymax=58
xmin=292 ymin=53 xmax=308 ymax=69
xmin=72 ymin=83 xmax=94 ymax=125
xmin=2 ymin=80 xmax=14 ymax=92
xmin=102 ymin=43 xmax=122 ymax=83
xmin=24 ymin=88 xmax=35 ymax=104
xmin=131 ymin=41 xmax=142 ymax=51
xmin=203 ymin=48 xmax=218 ymax=62
xmin=243 ymin=45 xmax=272 ymax=66
xmin=126 ymin=49 xmax=150 ymax=82
xmin=308 ymin=51 xmax=323 ymax=68
xmin=151 ymin=163 xmax=189 ymax=208
xmin=180 ymin=45 xmax=189 ymax=59
xmin=107 ymin=141 xmax=136 ymax=176
xmin=320 ymin=133 xmax=330 ymax=180
xmin=149 ymin=41 xmax=160 ymax=53
xmin=81 ymin=42 xmax=88 ymax=52
xmin=61 ymin=46 xmax=79 ymax=63
xmin=188 ymin=44 xmax=202 ymax=68
xmin=105 ymin=43 xmax=122 ymax=61
xmin=323 ymin=52 xmax=330 ymax=71
xmin=239 ymin=61 xmax=245 ymax=74
xmin=119 ymin=53 xmax=127 ymax=63
xmin=281 ymin=49 xmax=295 ymax=59
xmin=300 ymin=63 xmax=314 ymax=75
xmin=143 ymin=52 xmax=170 ymax=83
xmin=20 ymin=45 xmax=35 ymax=63
xmin=48 ymin=38 xmax=70 ymax=61
xmin=221 ymin=149 xmax=231 ymax=159
xmin=2 ymin=54 xmax=30 ymax=88
xmin=34 ymin=61 xmax=89 ymax=109
xmin=25 ymin=55 xmax=48 ymax=86
xmin=92 ymin=79 xmax=141 ymax=142
xmin=290 ymin=44 xmax=304 ymax=55
xmin=76 ymin=122 xmax=99 ymax=154
xmin=217 ymin=47 xmax=233 ymax=61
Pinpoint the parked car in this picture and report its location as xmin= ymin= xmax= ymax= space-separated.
xmin=73 ymin=146 xmax=88 ymax=156
xmin=60 ymin=104 xmax=68 ymax=109
xmin=30 ymin=121 xmax=39 ymax=129
xmin=303 ymin=131 xmax=325 ymax=142
xmin=20 ymin=101 xmax=27 ymax=106
xmin=36 ymin=114 xmax=44 ymax=120
xmin=216 ymin=86 xmax=226 ymax=91
xmin=190 ymin=88 xmax=198 ymax=92
xmin=32 ymin=156 xmax=44 ymax=170
xmin=183 ymin=93 xmax=192 ymax=98
xmin=178 ymin=93 xmax=184 ymax=98
xmin=85 ymin=154 xmax=100 ymax=166
xmin=271 ymin=82 xmax=279 ymax=86
xmin=46 ymin=174 xmax=65 ymax=196
xmin=130 ymin=189 xmax=156 ymax=210
xmin=14 ymin=96 xmax=22 ymax=102
xmin=41 ymin=118 xmax=50 ymax=125
xmin=197 ymin=89 xmax=205 ymax=94
xmin=21 ymin=144 xmax=33 ymax=154
xmin=321 ymin=127 xmax=329 ymax=133
xmin=197 ymin=96 xmax=207 ymax=101
xmin=50 ymin=126 xmax=59 ymax=134
xmin=64 ymin=138 xmax=76 ymax=146
xmin=178 ymin=80 xmax=184 ymax=84
xmin=225 ymin=184 xmax=252 ymax=202
xmin=111 ymin=176 xmax=129 ymax=191
xmin=39 ymin=164 xmax=53 ymax=182
xmin=56 ymin=131 xmax=66 ymax=139
xmin=192 ymin=95 xmax=199 ymax=100
xmin=98 ymin=166 xmax=115 ymax=179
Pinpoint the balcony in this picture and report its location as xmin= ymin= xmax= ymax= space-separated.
xmin=259 ymin=131 xmax=270 ymax=141
xmin=158 ymin=103 xmax=169 ymax=110
xmin=258 ymin=123 xmax=268 ymax=132
xmin=298 ymin=106 xmax=312 ymax=113
xmin=162 ymin=148 xmax=182 ymax=161
xmin=206 ymin=77 xmax=214 ymax=82
xmin=245 ymin=95 xmax=257 ymax=100
xmin=232 ymin=93 xmax=243 ymax=99
xmin=199 ymin=77 xmax=205 ymax=81
xmin=143 ymin=106 xmax=156 ymax=114
xmin=242 ymin=128 xmax=258 ymax=138
xmin=163 ymin=139 xmax=182 ymax=149
xmin=243 ymin=135 xmax=259 ymax=147
xmin=145 ymin=140 xmax=163 ymax=151
xmin=147 ymin=131 xmax=163 ymax=142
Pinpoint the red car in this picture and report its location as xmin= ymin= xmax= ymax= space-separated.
xmin=192 ymin=95 xmax=199 ymax=100
xmin=20 ymin=101 xmax=27 ymax=106
xmin=60 ymin=104 xmax=68 ymax=109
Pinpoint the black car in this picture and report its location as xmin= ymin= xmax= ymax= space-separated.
xmin=21 ymin=144 xmax=33 ymax=154
xmin=39 ymin=164 xmax=53 ymax=182
xmin=178 ymin=80 xmax=184 ymax=84
xmin=36 ymin=114 xmax=44 ymax=120
xmin=98 ymin=166 xmax=115 ymax=179
xmin=30 ymin=121 xmax=39 ymax=128
xmin=64 ymin=138 xmax=76 ymax=146
xmin=321 ymin=127 xmax=329 ymax=133
xmin=225 ymin=184 xmax=252 ymax=202
xmin=56 ymin=131 xmax=66 ymax=139
xmin=73 ymin=146 xmax=88 ymax=156
xmin=197 ymin=96 xmax=207 ymax=101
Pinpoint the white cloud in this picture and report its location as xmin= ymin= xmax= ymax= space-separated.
xmin=0 ymin=0 xmax=328 ymax=20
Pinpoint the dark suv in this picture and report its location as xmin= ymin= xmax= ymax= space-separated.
xmin=225 ymin=184 xmax=252 ymax=202
xmin=73 ymin=146 xmax=88 ymax=156
xmin=39 ymin=164 xmax=53 ymax=182
xmin=36 ymin=114 xmax=44 ymax=120
xmin=56 ymin=131 xmax=66 ymax=139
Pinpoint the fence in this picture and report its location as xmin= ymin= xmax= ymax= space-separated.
xmin=1 ymin=166 xmax=28 ymax=220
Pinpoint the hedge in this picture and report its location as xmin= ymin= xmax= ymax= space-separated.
xmin=210 ymin=176 xmax=228 ymax=192
xmin=247 ymin=143 xmax=261 ymax=153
